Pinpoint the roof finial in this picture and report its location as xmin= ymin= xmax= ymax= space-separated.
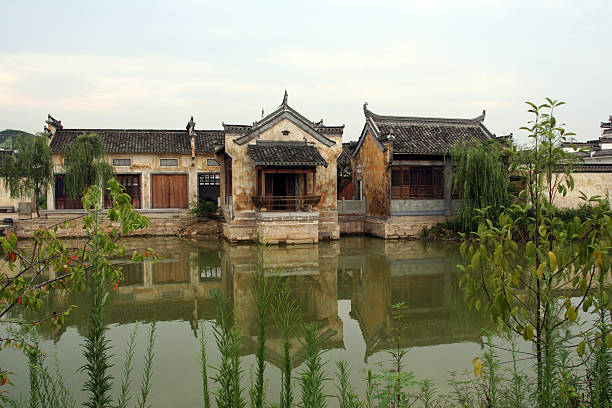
xmin=363 ymin=102 xmax=371 ymax=117
xmin=186 ymin=115 xmax=196 ymax=135
xmin=282 ymin=89 xmax=288 ymax=106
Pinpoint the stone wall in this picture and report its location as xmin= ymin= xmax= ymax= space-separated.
xmin=337 ymin=199 xmax=365 ymax=214
xmin=318 ymin=210 xmax=340 ymax=240
xmin=339 ymin=214 xmax=365 ymax=234
xmin=391 ymin=199 xmax=445 ymax=215
xmin=358 ymin=215 xmax=447 ymax=239
xmin=256 ymin=212 xmax=319 ymax=244
xmin=15 ymin=210 xmax=197 ymax=238
xmin=554 ymin=172 xmax=612 ymax=208
xmin=390 ymin=199 xmax=462 ymax=216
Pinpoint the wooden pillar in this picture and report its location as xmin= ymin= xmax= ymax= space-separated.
xmin=312 ymin=169 xmax=316 ymax=195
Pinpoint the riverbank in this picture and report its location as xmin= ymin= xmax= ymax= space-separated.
xmin=12 ymin=210 xmax=218 ymax=239
xmin=10 ymin=210 xmax=450 ymax=241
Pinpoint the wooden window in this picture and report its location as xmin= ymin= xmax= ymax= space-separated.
xmin=199 ymin=173 xmax=220 ymax=186
xmin=391 ymin=166 xmax=444 ymax=199
xmin=206 ymin=158 xmax=220 ymax=166
xmin=112 ymin=158 xmax=132 ymax=167
xmin=159 ymin=158 xmax=178 ymax=166
xmin=105 ymin=174 xmax=141 ymax=208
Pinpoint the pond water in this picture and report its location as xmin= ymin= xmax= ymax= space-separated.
xmin=2 ymin=236 xmax=497 ymax=406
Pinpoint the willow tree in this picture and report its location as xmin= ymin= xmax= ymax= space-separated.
xmin=451 ymin=139 xmax=510 ymax=231
xmin=0 ymin=133 xmax=53 ymax=216
xmin=64 ymin=133 xmax=114 ymax=200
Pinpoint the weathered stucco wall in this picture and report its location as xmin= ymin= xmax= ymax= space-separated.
xmin=48 ymin=152 xmax=219 ymax=210
xmin=554 ymin=172 xmax=612 ymax=208
xmin=0 ymin=179 xmax=29 ymax=211
xmin=353 ymin=131 xmax=390 ymax=218
xmin=222 ymin=118 xmax=341 ymax=243
xmin=225 ymin=119 xmax=341 ymax=213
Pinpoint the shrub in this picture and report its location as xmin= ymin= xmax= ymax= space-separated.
xmin=190 ymin=200 xmax=218 ymax=217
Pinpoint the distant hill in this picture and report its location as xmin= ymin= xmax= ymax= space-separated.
xmin=0 ymin=129 xmax=35 ymax=150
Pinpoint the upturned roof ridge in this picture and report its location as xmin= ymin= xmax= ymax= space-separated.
xmin=363 ymin=103 xmax=486 ymax=125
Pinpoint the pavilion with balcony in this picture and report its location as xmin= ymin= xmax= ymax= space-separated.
xmin=248 ymin=140 xmax=326 ymax=212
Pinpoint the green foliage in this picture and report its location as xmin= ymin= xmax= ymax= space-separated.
xmin=249 ymin=246 xmax=280 ymax=408
xmin=199 ymin=322 xmax=211 ymax=408
xmin=334 ymin=361 xmax=360 ymax=408
xmin=554 ymin=201 xmax=610 ymax=224
xmin=273 ymin=273 xmax=300 ymax=408
xmin=0 ymin=129 xmax=35 ymax=149
xmin=20 ymin=338 xmax=76 ymax=408
xmin=0 ymin=133 xmax=52 ymax=214
xmin=212 ymin=290 xmax=245 ymax=408
xmin=458 ymin=99 xmax=612 ymax=406
xmin=64 ymin=133 xmax=114 ymax=200
xmin=117 ymin=323 xmax=138 ymax=408
xmin=190 ymin=199 xmax=219 ymax=217
xmin=137 ymin=320 xmax=157 ymax=408
xmin=80 ymin=270 xmax=113 ymax=408
xmin=0 ymin=178 xmax=155 ymax=405
xmin=451 ymin=139 xmax=510 ymax=232
xmin=298 ymin=324 xmax=327 ymax=408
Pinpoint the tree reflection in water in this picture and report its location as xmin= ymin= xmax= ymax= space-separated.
xmin=4 ymin=236 xmax=492 ymax=404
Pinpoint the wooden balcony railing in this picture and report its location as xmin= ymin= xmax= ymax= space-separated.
xmin=252 ymin=195 xmax=321 ymax=210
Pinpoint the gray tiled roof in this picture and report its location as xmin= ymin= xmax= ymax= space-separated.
xmin=592 ymin=149 xmax=612 ymax=157
xmin=247 ymin=141 xmax=327 ymax=167
xmin=364 ymin=105 xmax=493 ymax=154
xmin=338 ymin=142 xmax=356 ymax=166
xmin=49 ymin=129 xmax=223 ymax=154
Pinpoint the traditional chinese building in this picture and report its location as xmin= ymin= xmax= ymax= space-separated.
xmin=45 ymin=115 xmax=223 ymax=211
xmin=216 ymin=92 xmax=343 ymax=244
xmin=350 ymin=104 xmax=494 ymax=238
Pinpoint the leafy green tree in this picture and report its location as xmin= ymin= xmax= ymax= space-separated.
xmin=451 ymin=139 xmax=510 ymax=232
xmin=459 ymin=99 xmax=612 ymax=406
xmin=0 ymin=179 xmax=154 ymax=401
xmin=0 ymin=133 xmax=53 ymax=216
xmin=64 ymin=133 xmax=114 ymax=200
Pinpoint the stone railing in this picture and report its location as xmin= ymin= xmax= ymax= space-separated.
xmin=338 ymin=199 xmax=365 ymax=214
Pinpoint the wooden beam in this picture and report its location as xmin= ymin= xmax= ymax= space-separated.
xmin=256 ymin=168 xmax=315 ymax=174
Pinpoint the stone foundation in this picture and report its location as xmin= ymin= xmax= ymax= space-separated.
xmin=338 ymin=215 xmax=447 ymax=239
xmin=317 ymin=210 xmax=340 ymax=240
xmin=256 ymin=212 xmax=319 ymax=244
xmin=339 ymin=214 xmax=365 ymax=234
xmin=15 ymin=210 xmax=197 ymax=238
xmin=222 ymin=209 xmax=343 ymax=244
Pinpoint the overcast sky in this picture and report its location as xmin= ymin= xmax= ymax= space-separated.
xmin=0 ymin=0 xmax=610 ymax=143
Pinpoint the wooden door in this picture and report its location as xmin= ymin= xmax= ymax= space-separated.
xmin=152 ymin=174 xmax=188 ymax=208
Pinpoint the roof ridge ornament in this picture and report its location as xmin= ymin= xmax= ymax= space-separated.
xmin=282 ymin=89 xmax=288 ymax=107
xmin=475 ymin=110 xmax=486 ymax=122
xmin=363 ymin=102 xmax=371 ymax=117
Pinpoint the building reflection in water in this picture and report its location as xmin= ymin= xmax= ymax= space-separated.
xmin=32 ymin=236 xmax=489 ymax=364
